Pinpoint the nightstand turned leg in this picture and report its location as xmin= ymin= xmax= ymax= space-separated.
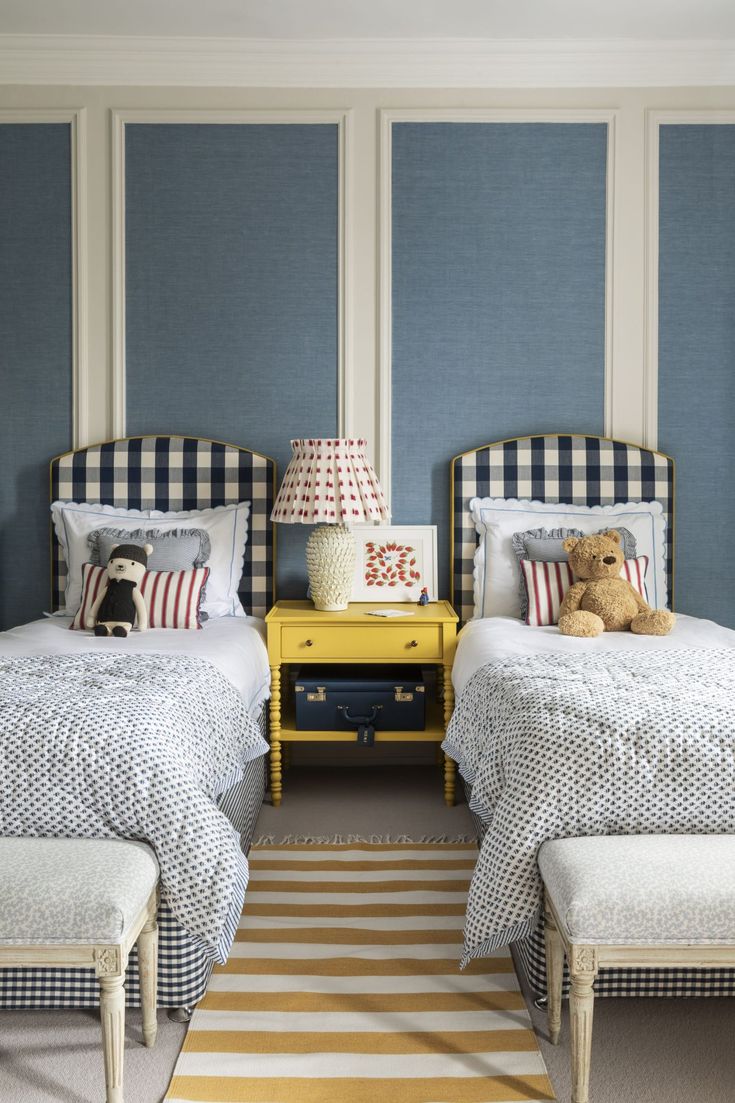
xmin=269 ymin=665 xmax=283 ymax=807
xmin=442 ymin=664 xmax=455 ymax=806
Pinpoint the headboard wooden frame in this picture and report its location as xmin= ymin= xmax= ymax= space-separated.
xmin=49 ymin=435 xmax=277 ymax=619
xmin=450 ymin=433 xmax=675 ymax=625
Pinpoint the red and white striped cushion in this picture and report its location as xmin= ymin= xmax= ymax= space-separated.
xmin=520 ymin=555 xmax=650 ymax=627
xmin=620 ymin=556 xmax=649 ymax=603
xmin=71 ymin=562 xmax=209 ymax=631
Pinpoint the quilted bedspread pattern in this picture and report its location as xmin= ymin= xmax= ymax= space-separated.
xmin=0 ymin=652 xmax=269 ymax=962
xmin=443 ymin=649 xmax=735 ymax=964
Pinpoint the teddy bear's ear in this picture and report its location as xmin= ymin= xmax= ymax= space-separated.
xmin=604 ymin=529 xmax=622 ymax=545
xmin=562 ymin=536 xmax=580 ymax=553
xmin=110 ymin=544 xmax=120 ymax=553
xmin=143 ymin=543 xmax=154 ymax=557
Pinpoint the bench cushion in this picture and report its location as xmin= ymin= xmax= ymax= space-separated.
xmin=539 ymin=835 xmax=735 ymax=945
xmin=0 ymin=838 xmax=159 ymax=945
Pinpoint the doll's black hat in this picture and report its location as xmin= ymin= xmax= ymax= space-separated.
xmin=109 ymin=543 xmax=150 ymax=566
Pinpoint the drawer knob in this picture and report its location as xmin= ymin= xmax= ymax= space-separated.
xmin=304 ymin=639 xmax=314 ymax=647
xmin=408 ymin=639 xmax=418 ymax=648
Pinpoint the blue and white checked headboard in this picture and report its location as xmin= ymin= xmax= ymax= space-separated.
xmin=451 ymin=434 xmax=675 ymax=624
xmin=50 ymin=435 xmax=276 ymax=619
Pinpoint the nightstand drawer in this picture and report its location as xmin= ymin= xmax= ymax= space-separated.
xmin=280 ymin=625 xmax=442 ymax=661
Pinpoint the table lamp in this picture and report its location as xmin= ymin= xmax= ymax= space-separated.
xmin=271 ymin=438 xmax=389 ymax=611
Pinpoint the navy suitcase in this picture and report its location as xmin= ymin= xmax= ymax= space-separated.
xmin=293 ymin=665 xmax=426 ymax=744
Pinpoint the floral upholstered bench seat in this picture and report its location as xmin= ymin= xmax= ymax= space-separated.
xmin=538 ymin=835 xmax=735 ymax=1103
xmin=0 ymin=837 xmax=160 ymax=1103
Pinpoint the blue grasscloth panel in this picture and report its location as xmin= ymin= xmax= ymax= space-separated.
xmin=658 ymin=124 xmax=735 ymax=627
xmin=0 ymin=124 xmax=72 ymax=630
xmin=125 ymin=124 xmax=338 ymax=598
xmin=392 ymin=122 xmax=607 ymax=596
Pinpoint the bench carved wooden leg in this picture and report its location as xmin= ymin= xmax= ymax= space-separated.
xmin=544 ymin=895 xmax=564 ymax=1046
xmin=138 ymin=890 xmax=159 ymax=1049
xmin=569 ymin=945 xmax=598 ymax=1103
xmin=97 ymin=948 xmax=127 ymax=1103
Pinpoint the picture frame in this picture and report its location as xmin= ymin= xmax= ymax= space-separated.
xmin=351 ymin=525 xmax=438 ymax=603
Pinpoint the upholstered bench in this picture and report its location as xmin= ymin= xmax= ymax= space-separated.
xmin=539 ymin=834 xmax=735 ymax=1103
xmin=0 ymin=838 xmax=159 ymax=1103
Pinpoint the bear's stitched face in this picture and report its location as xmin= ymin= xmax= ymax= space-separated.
xmin=562 ymin=530 xmax=624 ymax=581
xmin=106 ymin=555 xmax=147 ymax=587
xmin=105 ymin=542 xmax=153 ymax=588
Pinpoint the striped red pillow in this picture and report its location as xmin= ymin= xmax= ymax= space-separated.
xmin=620 ymin=556 xmax=649 ymax=603
xmin=520 ymin=555 xmax=650 ymax=627
xmin=71 ymin=562 xmax=209 ymax=631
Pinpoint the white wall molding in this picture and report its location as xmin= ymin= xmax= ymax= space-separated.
xmin=644 ymin=109 xmax=735 ymax=451
xmin=378 ymin=107 xmax=618 ymax=502
xmin=111 ymin=108 xmax=353 ymax=439
xmin=3 ymin=35 xmax=735 ymax=88
xmin=0 ymin=108 xmax=88 ymax=448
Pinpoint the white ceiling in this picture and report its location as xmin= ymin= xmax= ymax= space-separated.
xmin=1 ymin=0 xmax=733 ymax=41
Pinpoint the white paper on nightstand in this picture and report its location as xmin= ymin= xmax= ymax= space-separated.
xmin=365 ymin=609 xmax=416 ymax=617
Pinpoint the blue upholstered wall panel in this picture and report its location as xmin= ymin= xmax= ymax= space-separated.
xmin=658 ymin=124 xmax=735 ymax=627
xmin=391 ymin=123 xmax=607 ymax=596
xmin=125 ymin=123 xmax=338 ymax=597
xmin=0 ymin=124 xmax=72 ymax=630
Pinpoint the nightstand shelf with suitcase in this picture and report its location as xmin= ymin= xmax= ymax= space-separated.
xmin=265 ymin=600 xmax=459 ymax=806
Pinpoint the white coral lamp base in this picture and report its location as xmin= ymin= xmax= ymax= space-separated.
xmin=306 ymin=524 xmax=355 ymax=611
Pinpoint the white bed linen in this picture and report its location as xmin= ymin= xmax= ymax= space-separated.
xmin=453 ymin=613 xmax=735 ymax=700
xmin=0 ymin=615 xmax=270 ymax=717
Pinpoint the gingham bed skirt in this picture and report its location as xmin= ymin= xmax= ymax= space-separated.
xmin=0 ymin=710 xmax=267 ymax=1010
xmin=463 ymin=780 xmax=735 ymax=998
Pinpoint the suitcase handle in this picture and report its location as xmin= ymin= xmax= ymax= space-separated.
xmin=337 ymin=704 xmax=382 ymax=727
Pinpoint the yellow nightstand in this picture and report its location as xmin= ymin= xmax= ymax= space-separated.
xmin=265 ymin=600 xmax=459 ymax=807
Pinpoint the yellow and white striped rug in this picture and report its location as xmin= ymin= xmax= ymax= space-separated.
xmin=167 ymin=842 xmax=555 ymax=1103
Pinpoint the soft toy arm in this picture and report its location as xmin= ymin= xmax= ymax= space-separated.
xmin=86 ymin=582 xmax=108 ymax=628
xmin=133 ymin=587 xmax=148 ymax=632
xmin=559 ymin=581 xmax=587 ymax=618
xmin=628 ymin=582 xmax=652 ymax=613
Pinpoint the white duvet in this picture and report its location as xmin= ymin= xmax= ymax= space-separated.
xmin=445 ymin=612 xmax=735 ymax=963
xmin=453 ymin=613 xmax=735 ymax=700
xmin=0 ymin=615 xmax=270 ymax=717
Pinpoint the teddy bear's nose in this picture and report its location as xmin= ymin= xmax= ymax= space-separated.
xmin=603 ymin=555 xmax=616 ymax=565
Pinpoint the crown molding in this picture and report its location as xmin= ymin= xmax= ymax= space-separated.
xmin=1 ymin=35 xmax=735 ymax=87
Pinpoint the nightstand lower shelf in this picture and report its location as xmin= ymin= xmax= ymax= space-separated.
xmin=279 ymin=699 xmax=446 ymax=743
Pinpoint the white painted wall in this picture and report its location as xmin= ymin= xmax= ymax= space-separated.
xmin=2 ymin=82 xmax=734 ymax=469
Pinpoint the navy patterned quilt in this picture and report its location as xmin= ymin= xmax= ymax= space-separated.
xmin=443 ymin=649 xmax=735 ymax=964
xmin=0 ymin=652 xmax=268 ymax=962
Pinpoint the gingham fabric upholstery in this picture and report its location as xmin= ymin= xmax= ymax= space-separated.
xmin=50 ymin=436 xmax=275 ymax=619
xmin=0 ymin=714 xmax=267 ymax=1010
xmin=452 ymin=435 xmax=674 ymax=624
xmin=463 ymin=778 xmax=735 ymax=998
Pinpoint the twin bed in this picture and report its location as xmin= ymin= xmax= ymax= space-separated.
xmin=0 ymin=435 xmax=275 ymax=1009
xmin=443 ymin=433 xmax=735 ymax=998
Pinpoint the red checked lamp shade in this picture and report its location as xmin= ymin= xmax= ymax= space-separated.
xmin=271 ymin=439 xmax=389 ymax=610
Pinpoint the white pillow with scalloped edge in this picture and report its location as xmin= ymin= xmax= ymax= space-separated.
xmin=469 ymin=498 xmax=667 ymax=620
xmin=51 ymin=500 xmax=250 ymax=620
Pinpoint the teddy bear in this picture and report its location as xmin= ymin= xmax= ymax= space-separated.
xmin=558 ymin=530 xmax=675 ymax=638
xmin=86 ymin=542 xmax=153 ymax=637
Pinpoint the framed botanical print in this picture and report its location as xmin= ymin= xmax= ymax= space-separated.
xmin=351 ymin=525 xmax=438 ymax=602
